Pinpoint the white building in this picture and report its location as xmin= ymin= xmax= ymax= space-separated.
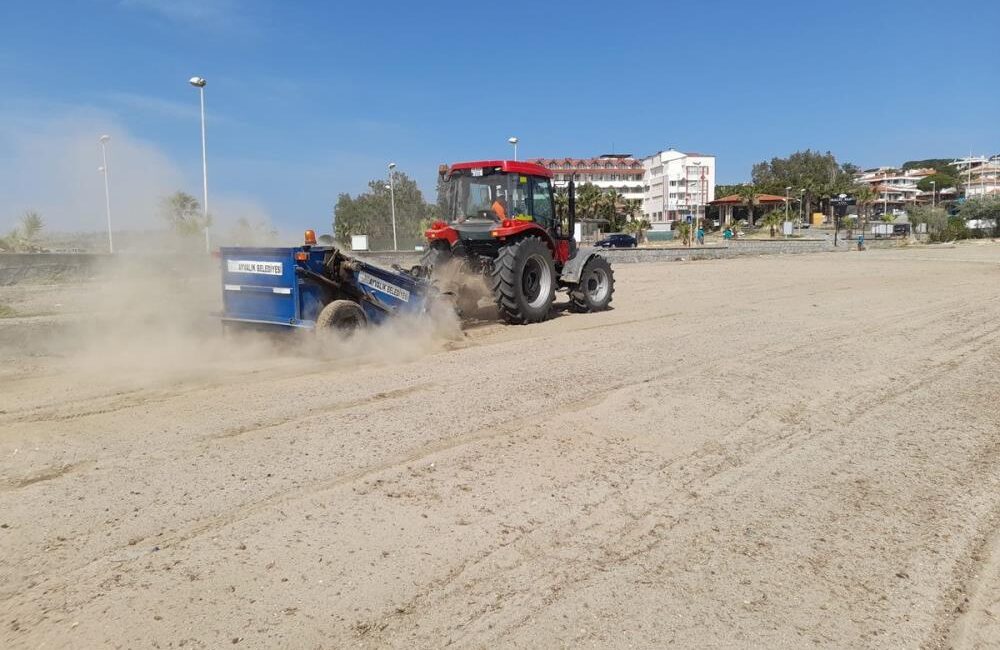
xmin=642 ymin=149 xmax=716 ymax=227
xmin=532 ymin=154 xmax=644 ymax=202
xmin=952 ymin=155 xmax=1000 ymax=198
xmin=856 ymin=167 xmax=933 ymax=214
xmin=532 ymin=148 xmax=716 ymax=228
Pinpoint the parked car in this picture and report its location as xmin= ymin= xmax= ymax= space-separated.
xmin=594 ymin=233 xmax=637 ymax=248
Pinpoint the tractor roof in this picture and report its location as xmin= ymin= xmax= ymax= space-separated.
xmin=448 ymin=160 xmax=553 ymax=179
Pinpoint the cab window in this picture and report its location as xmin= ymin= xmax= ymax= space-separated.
xmin=530 ymin=178 xmax=553 ymax=228
xmin=511 ymin=176 xmax=529 ymax=217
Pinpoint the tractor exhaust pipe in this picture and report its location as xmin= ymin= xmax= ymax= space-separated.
xmin=568 ymin=175 xmax=577 ymax=237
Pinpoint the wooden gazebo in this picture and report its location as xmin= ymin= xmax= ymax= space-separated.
xmin=708 ymin=193 xmax=789 ymax=225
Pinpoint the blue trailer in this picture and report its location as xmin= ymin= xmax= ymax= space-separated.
xmin=220 ymin=245 xmax=439 ymax=333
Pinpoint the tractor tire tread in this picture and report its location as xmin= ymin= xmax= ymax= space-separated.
xmin=490 ymin=236 xmax=555 ymax=324
xmin=569 ymin=255 xmax=615 ymax=313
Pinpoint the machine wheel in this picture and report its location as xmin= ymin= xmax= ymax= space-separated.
xmin=490 ymin=236 xmax=556 ymax=324
xmin=569 ymin=255 xmax=614 ymax=313
xmin=315 ymin=300 xmax=367 ymax=335
xmin=419 ymin=246 xmax=451 ymax=275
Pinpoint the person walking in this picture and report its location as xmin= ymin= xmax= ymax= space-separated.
xmin=696 ymin=226 xmax=705 ymax=246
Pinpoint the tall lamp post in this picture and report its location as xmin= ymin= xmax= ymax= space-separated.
xmin=930 ymin=180 xmax=936 ymax=209
xmin=798 ymin=188 xmax=805 ymax=233
xmin=98 ymin=135 xmax=113 ymax=253
xmin=784 ymin=186 xmax=791 ymax=237
xmin=189 ymin=76 xmax=210 ymax=253
xmin=387 ymin=162 xmax=398 ymax=251
xmin=508 ymin=136 xmax=519 ymax=161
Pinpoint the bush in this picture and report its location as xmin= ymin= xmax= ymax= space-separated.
xmin=933 ymin=217 xmax=971 ymax=242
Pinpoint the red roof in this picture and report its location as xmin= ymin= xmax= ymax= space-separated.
xmin=448 ymin=160 xmax=553 ymax=178
xmin=530 ymin=157 xmax=643 ymax=170
xmin=709 ymin=193 xmax=789 ymax=205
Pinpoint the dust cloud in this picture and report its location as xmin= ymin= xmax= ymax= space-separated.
xmin=14 ymin=253 xmax=462 ymax=392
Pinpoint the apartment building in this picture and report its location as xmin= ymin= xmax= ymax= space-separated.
xmin=642 ymin=149 xmax=716 ymax=226
xmin=531 ymin=154 xmax=645 ymax=202
xmin=531 ymin=148 xmax=716 ymax=227
xmin=856 ymin=167 xmax=933 ymax=214
xmin=952 ymin=155 xmax=1000 ymax=198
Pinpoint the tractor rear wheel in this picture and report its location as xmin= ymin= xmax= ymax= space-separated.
xmin=316 ymin=300 xmax=367 ymax=335
xmin=490 ymin=236 xmax=555 ymax=324
xmin=569 ymin=255 xmax=614 ymax=313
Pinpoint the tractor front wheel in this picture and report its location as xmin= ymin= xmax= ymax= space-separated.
xmin=490 ymin=236 xmax=555 ymax=324
xmin=569 ymin=255 xmax=615 ymax=313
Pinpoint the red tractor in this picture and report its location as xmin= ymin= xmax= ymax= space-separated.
xmin=422 ymin=160 xmax=614 ymax=324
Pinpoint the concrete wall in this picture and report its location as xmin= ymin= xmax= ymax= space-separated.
xmin=600 ymin=238 xmax=833 ymax=263
xmin=356 ymin=239 xmax=835 ymax=270
xmin=354 ymin=251 xmax=424 ymax=269
xmin=1 ymin=239 xmax=836 ymax=286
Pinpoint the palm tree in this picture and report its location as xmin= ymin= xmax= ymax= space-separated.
xmin=737 ymin=184 xmax=759 ymax=228
xmin=853 ymin=184 xmax=877 ymax=232
xmin=575 ymin=183 xmax=602 ymax=220
xmin=601 ymin=189 xmax=625 ymax=231
xmin=676 ymin=221 xmax=692 ymax=246
xmin=554 ymin=188 xmax=568 ymax=222
xmin=20 ymin=211 xmax=44 ymax=245
xmin=762 ymin=211 xmax=783 ymax=238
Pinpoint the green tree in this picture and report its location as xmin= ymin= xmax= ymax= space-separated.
xmin=841 ymin=215 xmax=858 ymax=239
xmin=907 ymin=205 xmax=950 ymax=240
xmin=575 ymin=183 xmax=603 ymax=221
xmin=600 ymin=189 xmax=628 ymax=232
xmin=714 ymin=184 xmax=744 ymax=199
xmin=737 ymin=184 xmax=759 ymax=227
xmin=916 ymin=172 xmax=958 ymax=192
xmin=0 ymin=230 xmax=17 ymax=252
xmin=161 ymin=192 xmax=211 ymax=238
xmin=852 ymin=184 xmax=878 ymax=229
xmin=752 ymin=150 xmax=859 ymax=218
xmin=762 ymin=210 xmax=783 ymax=238
xmin=20 ymin=211 xmax=44 ymax=245
xmin=229 ymin=218 xmax=278 ymax=246
xmin=675 ymin=221 xmax=692 ymax=246
xmin=959 ymin=195 xmax=1000 ymax=237
xmin=902 ymin=158 xmax=960 ymax=175
xmin=554 ymin=187 xmax=569 ymax=222
xmin=333 ymin=170 xmax=433 ymax=250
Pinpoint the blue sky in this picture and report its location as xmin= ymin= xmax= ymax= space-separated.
xmin=2 ymin=0 xmax=998 ymax=233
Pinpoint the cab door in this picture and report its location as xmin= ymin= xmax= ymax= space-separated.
xmin=531 ymin=177 xmax=574 ymax=263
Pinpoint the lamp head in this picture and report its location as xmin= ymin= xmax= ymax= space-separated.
xmin=508 ymin=136 xmax=518 ymax=145
xmin=189 ymin=76 xmax=207 ymax=87
xmin=99 ymin=134 xmax=111 ymax=143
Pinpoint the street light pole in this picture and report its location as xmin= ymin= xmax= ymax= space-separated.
xmin=99 ymin=135 xmax=113 ymax=253
xmin=388 ymin=162 xmax=398 ymax=251
xmin=931 ymin=180 xmax=936 ymax=209
xmin=189 ymin=76 xmax=210 ymax=253
xmin=798 ymin=188 xmax=805 ymax=235
xmin=784 ymin=186 xmax=791 ymax=238
xmin=508 ymin=136 xmax=519 ymax=161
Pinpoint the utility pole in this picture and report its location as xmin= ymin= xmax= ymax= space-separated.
xmin=98 ymin=135 xmax=113 ymax=253
xmin=388 ymin=162 xmax=398 ymax=251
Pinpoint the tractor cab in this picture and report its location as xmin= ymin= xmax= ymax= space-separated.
xmin=426 ymin=160 xmax=574 ymax=261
